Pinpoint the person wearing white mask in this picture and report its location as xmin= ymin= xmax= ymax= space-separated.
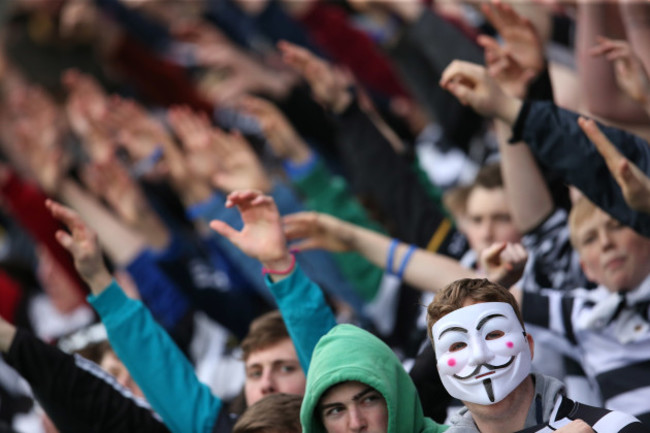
xmin=426 ymin=278 xmax=649 ymax=433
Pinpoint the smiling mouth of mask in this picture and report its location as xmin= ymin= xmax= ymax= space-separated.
xmin=453 ymin=357 xmax=515 ymax=381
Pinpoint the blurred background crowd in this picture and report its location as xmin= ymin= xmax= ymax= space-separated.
xmin=0 ymin=0 xmax=649 ymax=432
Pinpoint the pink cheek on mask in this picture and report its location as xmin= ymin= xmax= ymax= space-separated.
xmin=506 ymin=341 xmax=514 ymax=349
xmin=447 ymin=358 xmax=456 ymax=367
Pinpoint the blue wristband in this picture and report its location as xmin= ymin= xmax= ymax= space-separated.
xmin=396 ymin=245 xmax=417 ymax=280
xmin=386 ymin=239 xmax=399 ymax=276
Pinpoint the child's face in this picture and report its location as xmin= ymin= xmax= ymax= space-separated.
xmin=576 ymin=208 xmax=650 ymax=292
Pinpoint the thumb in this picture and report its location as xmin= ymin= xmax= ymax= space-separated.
xmin=209 ymin=220 xmax=240 ymax=241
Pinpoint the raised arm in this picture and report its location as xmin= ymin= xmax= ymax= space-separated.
xmin=280 ymin=41 xmax=465 ymax=257
xmin=440 ymin=60 xmax=650 ymax=237
xmin=576 ymin=2 xmax=650 ymax=124
xmin=0 ymin=316 xmax=170 ymax=433
xmin=477 ymin=2 xmax=555 ymax=232
xmin=209 ymin=190 xmax=337 ymax=371
xmin=283 ymin=211 xmax=526 ymax=291
xmin=46 ymin=200 xmax=222 ymax=433
xmin=590 ymin=36 xmax=650 ymax=118
xmin=579 ymin=117 xmax=650 ymax=215
xmin=240 ymin=95 xmax=385 ymax=301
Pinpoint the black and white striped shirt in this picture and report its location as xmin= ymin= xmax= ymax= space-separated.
xmin=523 ymin=278 xmax=650 ymax=424
xmin=519 ymin=394 xmax=648 ymax=433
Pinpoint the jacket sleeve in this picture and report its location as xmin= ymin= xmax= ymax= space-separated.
xmin=513 ymin=100 xmax=650 ymax=238
xmin=88 ymin=281 xmax=221 ymax=433
xmin=335 ymin=99 xmax=467 ymax=259
xmin=3 ymin=329 xmax=170 ymax=433
xmin=265 ymin=264 xmax=337 ymax=372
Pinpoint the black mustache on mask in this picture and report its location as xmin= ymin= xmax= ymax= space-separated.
xmin=452 ymin=356 xmax=514 ymax=380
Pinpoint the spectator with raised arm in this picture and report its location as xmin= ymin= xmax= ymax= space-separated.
xmin=46 ymin=197 xmax=334 ymax=432
xmin=440 ymin=60 xmax=650 ymax=238
xmin=0 ymin=312 xmax=170 ymax=433
xmin=441 ymin=59 xmax=650 ymax=422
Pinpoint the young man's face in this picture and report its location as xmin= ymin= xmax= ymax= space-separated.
xmin=319 ymin=381 xmax=388 ymax=433
xmin=464 ymin=187 xmax=521 ymax=257
xmin=575 ymin=208 xmax=650 ymax=292
xmin=244 ymin=338 xmax=306 ymax=406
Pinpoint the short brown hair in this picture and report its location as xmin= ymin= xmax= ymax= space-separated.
xmin=240 ymin=311 xmax=290 ymax=361
xmin=426 ymin=278 xmax=524 ymax=343
xmin=74 ymin=340 xmax=114 ymax=365
xmin=233 ymin=393 xmax=302 ymax=433
xmin=471 ymin=163 xmax=503 ymax=191
xmin=568 ymin=196 xmax=599 ymax=250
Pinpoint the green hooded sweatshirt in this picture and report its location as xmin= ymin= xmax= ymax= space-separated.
xmin=301 ymin=324 xmax=448 ymax=433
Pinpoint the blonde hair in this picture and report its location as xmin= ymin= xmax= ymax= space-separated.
xmin=568 ymin=197 xmax=599 ymax=249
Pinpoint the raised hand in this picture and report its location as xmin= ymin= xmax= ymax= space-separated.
xmin=104 ymin=96 xmax=172 ymax=163
xmin=239 ymin=96 xmax=312 ymax=164
xmin=62 ymin=69 xmax=109 ymax=138
xmin=81 ymin=157 xmax=150 ymax=228
xmin=481 ymin=2 xmax=545 ymax=75
xmin=278 ymin=40 xmax=353 ymax=114
xmin=209 ymin=190 xmax=292 ymax=273
xmin=210 ymin=129 xmax=272 ymax=193
xmin=477 ymin=2 xmax=545 ymax=99
xmin=480 ymin=241 xmax=528 ymax=289
xmin=2 ymin=85 xmax=71 ymax=194
xmin=590 ymin=37 xmax=650 ymax=109
xmin=45 ymin=199 xmax=112 ymax=294
xmin=174 ymin=19 xmax=293 ymax=103
xmin=578 ymin=116 xmax=650 ymax=214
xmin=440 ymin=60 xmax=522 ymax=124
xmin=282 ymin=212 xmax=355 ymax=253
xmin=167 ymin=105 xmax=221 ymax=184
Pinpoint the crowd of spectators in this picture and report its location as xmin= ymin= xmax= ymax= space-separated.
xmin=1 ymin=0 xmax=650 ymax=432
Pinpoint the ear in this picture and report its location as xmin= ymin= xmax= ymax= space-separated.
xmin=526 ymin=333 xmax=534 ymax=360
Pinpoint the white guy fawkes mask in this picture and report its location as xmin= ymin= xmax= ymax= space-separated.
xmin=431 ymin=302 xmax=531 ymax=405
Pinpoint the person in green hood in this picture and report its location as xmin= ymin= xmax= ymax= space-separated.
xmin=301 ymin=324 xmax=447 ymax=433
xmin=209 ymin=189 xmax=447 ymax=433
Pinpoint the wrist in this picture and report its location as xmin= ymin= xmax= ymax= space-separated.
xmin=0 ymin=321 xmax=16 ymax=353
xmin=286 ymin=142 xmax=312 ymax=165
xmin=86 ymin=270 xmax=114 ymax=296
xmin=261 ymin=251 xmax=294 ymax=272
xmin=262 ymin=251 xmax=296 ymax=283
xmin=331 ymin=90 xmax=353 ymax=115
xmin=499 ymin=97 xmax=524 ymax=126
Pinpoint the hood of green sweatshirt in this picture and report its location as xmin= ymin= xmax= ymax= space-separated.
xmin=300 ymin=324 xmax=447 ymax=433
